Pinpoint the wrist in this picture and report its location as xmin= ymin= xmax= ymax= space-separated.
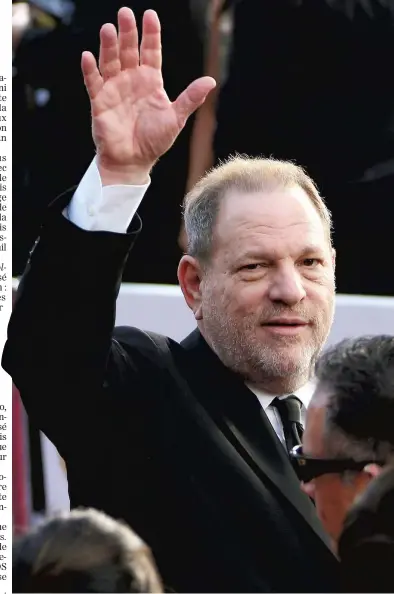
xmin=97 ymin=157 xmax=152 ymax=186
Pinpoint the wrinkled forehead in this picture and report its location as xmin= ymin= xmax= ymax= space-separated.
xmin=214 ymin=186 xmax=329 ymax=254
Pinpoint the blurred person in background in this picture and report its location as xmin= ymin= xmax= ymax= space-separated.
xmin=13 ymin=508 xmax=163 ymax=593
xmin=186 ymin=0 xmax=394 ymax=296
xmin=338 ymin=463 xmax=394 ymax=593
xmin=4 ymin=8 xmax=339 ymax=593
xmin=292 ymin=335 xmax=394 ymax=553
xmin=12 ymin=0 xmax=209 ymax=282
xmin=12 ymin=0 xmax=83 ymax=276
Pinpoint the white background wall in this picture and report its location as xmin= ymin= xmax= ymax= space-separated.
xmin=116 ymin=284 xmax=394 ymax=346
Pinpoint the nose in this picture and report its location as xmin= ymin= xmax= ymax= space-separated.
xmin=267 ymin=263 xmax=306 ymax=306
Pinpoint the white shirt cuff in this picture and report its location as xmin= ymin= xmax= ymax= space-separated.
xmin=66 ymin=157 xmax=150 ymax=233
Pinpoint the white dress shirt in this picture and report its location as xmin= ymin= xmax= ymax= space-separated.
xmin=247 ymin=382 xmax=316 ymax=445
xmin=67 ymin=158 xmax=315 ymax=443
xmin=67 ymin=157 xmax=150 ymax=233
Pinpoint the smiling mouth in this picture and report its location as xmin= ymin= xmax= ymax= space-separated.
xmin=263 ymin=321 xmax=308 ymax=327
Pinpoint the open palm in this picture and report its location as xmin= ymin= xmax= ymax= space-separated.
xmin=81 ymin=8 xmax=216 ymax=171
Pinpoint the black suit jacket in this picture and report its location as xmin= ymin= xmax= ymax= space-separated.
xmin=338 ymin=465 xmax=394 ymax=592
xmin=4 ymin=192 xmax=339 ymax=592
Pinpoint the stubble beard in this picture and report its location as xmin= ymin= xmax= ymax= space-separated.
xmin=203 ymin=304 xmax=331 ymax=393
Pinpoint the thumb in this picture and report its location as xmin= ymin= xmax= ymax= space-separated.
xmin=173 ymin=76 xmax=216 ymax=126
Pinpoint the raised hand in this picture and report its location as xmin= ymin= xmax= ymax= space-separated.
xmin=81 ymin=8 xmax=216 ymax=184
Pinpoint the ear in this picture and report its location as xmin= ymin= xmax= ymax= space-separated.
xmin=363 ymin=463 xmax=383 ymax=479
xmin=178 ymin=255 xmax=204 ymax=320
xmin=350 ymin=464 xmax=382 ymax=502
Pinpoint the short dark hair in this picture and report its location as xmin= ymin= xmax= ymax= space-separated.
xmin=314 ymin=335 xmax=394 ymax=461
xmin=13 ymin=508 xmax=163 ymax=593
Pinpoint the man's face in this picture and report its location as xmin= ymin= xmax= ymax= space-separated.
xmin=199 ymin=186 xmax=335 ymax=392
xmin=302 ymin=401 xmax=371 ymax=548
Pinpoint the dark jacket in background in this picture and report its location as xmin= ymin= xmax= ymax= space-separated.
xmin=339 ymin=465 xmax=394 ymax=593
xmin=216 ymin=0 xmax=394 ymax=296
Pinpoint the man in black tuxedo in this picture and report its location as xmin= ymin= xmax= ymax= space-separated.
xmin=4 ymin=8 xmax=339 ymax=592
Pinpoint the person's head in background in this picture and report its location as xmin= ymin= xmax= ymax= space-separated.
xmin=300 ymin=335 xmax=394 ymax=548
xmin=13 ymin=508 xmax=163 ymax=593
xmin=178 ymin=156 xmax=336 ymax=395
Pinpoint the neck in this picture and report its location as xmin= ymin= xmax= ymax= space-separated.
xmin=246 ymin=372 xmax=311 ymax=396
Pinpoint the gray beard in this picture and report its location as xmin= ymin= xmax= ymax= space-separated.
xmin=202 ymin=310 xmax=325 ymax=392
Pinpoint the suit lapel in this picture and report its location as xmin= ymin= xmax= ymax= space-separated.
xmin=181 ymin=329 xmax=330 ymax=544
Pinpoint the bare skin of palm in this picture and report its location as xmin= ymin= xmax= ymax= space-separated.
xmin=81 ymin=7 xmax=216 ymax=187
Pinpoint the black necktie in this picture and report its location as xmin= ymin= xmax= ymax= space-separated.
xmin=272 ymin=395 xmax=304 ymax=454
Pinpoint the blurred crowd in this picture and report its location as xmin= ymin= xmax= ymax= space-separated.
xmin=13 ymin=0 xmax=394 ymax=293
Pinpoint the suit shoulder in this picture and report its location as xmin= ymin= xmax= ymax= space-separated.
xmin=113 ymin=326 xmax=181 ymax=365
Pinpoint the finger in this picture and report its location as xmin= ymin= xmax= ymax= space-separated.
xmin=99 ymin=23 xmax=121 ymax=81
xmin=174 ymin=77 xmax=216 ymax=125
xmin=118 ymin=7 xmax=139 ymax=70
xmin=81 ymin=51 xmax=103 ymax=100
xmin=140 ymin=10 xmax=162 ymax=70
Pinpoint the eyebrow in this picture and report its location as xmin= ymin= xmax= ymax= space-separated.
xmin=237 ymin=245 xmax=325 ymax=261
xmin=298 ymin=245 xmax=326 ymax=257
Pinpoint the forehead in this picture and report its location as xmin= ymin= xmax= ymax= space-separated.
xmin=214 ymin=186 xmax=329 ymax=255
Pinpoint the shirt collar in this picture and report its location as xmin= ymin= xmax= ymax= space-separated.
xmin=246 ymin=379 xmax=317 ymax=411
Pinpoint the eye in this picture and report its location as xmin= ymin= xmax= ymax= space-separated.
xmin=240 ymin=263 xmax=270 ymax=272
xmin=301 ymin=258 xmax=320 ymax=268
